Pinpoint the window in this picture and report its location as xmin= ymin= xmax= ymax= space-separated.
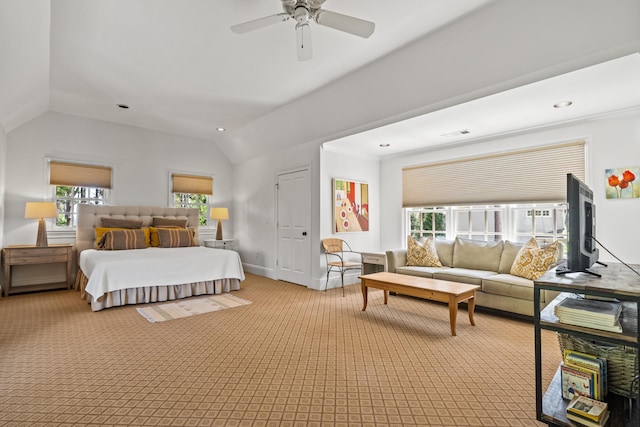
xmin=49 ymin=161 xmax=112 ymax=228
xmin=171 ymin=173 xmax=213 ymax=226
xmin=407 ymin=203 xmax=567 ymax=244
xmin=407 ymin=208 xmax=447 ymax=240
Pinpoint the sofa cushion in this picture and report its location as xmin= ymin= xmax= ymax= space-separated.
xmin=407 ymin=236 xmax=442 ymax=267
xmin=481 ymin=274 xmax=535 ymax=301
xmin=434 ymin=239 xmax=454 ymax=267
xmin=452 ymin=238 xmax=503 ymax=272
xmin=395 ymin=266 xmax=440 ymax=278
xmin=433 ymin=268 xmax=497 ymax=286
xmin=510 ymin=238 xmax=560 ymax=280
xmin=498 ymin=240 xmax=525 ymax=274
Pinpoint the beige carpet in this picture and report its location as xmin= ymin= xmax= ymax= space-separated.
xmin=0 ymin=273 xmax=560 ymax=426
xmin=137 ymin=294 xmax=252 ymax=323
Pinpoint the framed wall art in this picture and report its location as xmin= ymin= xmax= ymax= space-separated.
xmin=333 ymin=178 xmax=369 ymax=233
xmin=605 ymin=166 xmax=639 ymax=199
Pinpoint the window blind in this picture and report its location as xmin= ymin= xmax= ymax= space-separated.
xmin=171 ymin=174 xmax=213 ymax=195
xmin=402 ymin=141 xmax=585 ymax=207
xmin=49 ymin=161 xmax=112 ymax=189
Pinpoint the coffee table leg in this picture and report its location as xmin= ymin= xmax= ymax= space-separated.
xmin=448 ymin=296 xmax=458 ymax=336
xmin=468 ymin=292 xmax=476 ymax=326
xmin=384 ymin=290 xmax=388 ymax=305
xmin=361 ymin=281 xmax=368 ymax=311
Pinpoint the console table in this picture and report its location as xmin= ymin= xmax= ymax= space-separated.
xmin=534 ymin=262 xmax=640 ymax=426
xmin=362 ymin=251 xmax=386 ymax=274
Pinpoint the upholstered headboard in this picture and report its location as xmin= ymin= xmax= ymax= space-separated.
xmin=75 ymin=205 xmax=200 ymax=255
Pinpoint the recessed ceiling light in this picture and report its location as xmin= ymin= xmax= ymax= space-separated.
xmin=379 ymin=143 xmax=390 ymax=147
xmin=117 ymin=104 xmax=129 ymax=109
xmin=216 ymin=127 xmax=226 ymax=132
xmin=553 ymin=101 xmax=573 ymax=108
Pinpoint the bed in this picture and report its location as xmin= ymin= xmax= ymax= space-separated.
xmin=75 ymin=205 xmax=244 ymax=311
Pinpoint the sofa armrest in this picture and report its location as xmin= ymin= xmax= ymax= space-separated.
xmin=386 ymin=249 xmax=407 ymax=273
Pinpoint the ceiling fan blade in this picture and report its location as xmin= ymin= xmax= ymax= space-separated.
xmin=315 ymin=10 xmax=375 ymax=38
xmin=296 ymin=23 xmax=312 ymax=61
xmin=231 ymin=13 xmax=290 ymax=34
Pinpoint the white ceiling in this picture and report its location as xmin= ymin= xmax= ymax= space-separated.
xmin=1 ymin=0 xmax=639 ymax=164
xmin=324 ymin=53 xmax=640 ymax=157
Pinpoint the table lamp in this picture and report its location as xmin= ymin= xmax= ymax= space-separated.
xmin=210 ymin=207 xmax=229 ymax=240
xmin=25 ymin=202 xmax=57 ymax=247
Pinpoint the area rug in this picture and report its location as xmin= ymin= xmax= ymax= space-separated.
xmin=136 ymin=294 xmax=252 ymax=323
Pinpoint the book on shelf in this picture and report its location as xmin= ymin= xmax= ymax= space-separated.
xmin=561 ymin=362 xmax=595 ymax=400
xmin=566 ymin=409 xmax=610 ymax=427
xmin=554 ymin=297 xmax=623 ymax=332
xmin=563 ymin=350 xmax=607 ymax=398
xmin=566 ymin=395 xmax=608 ymax=422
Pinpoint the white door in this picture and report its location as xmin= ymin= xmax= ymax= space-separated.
xmin=276 ymin=169 xmax=310 ymax=286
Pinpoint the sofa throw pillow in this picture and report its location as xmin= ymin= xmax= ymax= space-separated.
xmin=406 ymin=236 xmax=443 ymax=267
xmin=157 ymin=227 xmax=195 ymax=248
xmin=510 ymin=238 xmax=559 ymax=280
xmin=98 ymin=229 xmax=147 ymax=250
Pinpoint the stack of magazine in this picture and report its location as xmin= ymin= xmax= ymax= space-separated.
xmin=554 ymin=297 xmax=623 ymax=333
xmin=566 ymin=395 xmax=609 ymax=426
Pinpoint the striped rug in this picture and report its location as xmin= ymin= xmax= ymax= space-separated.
xmin=136 ymin=293 xmax=251 ymax=323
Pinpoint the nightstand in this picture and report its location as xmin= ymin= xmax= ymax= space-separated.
xmin=203 ymin=239 xmax=236 ymax=250
xmin=1 ymin=244 xmax=73 ymax=297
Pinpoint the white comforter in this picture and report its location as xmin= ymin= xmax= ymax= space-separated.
xmin=80 ymin=247 xmax=245 ymax=301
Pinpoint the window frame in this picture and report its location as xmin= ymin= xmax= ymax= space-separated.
xmin=169 ymin=171 xmax=214 ymax=227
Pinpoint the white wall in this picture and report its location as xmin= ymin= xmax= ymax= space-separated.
xmin=320 ymin=148 xmax=380 ymax=288
xmin=0 ymin=123 xmax=7 ymax=248
xmin=233 ymin=140 xmax=321 ymax=283
xmin=380 ymin=110 xmax=640 ymax=264
xmin=4 ymin=111 xmax=234 ymax=247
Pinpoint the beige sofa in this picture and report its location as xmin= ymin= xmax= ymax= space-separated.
xmin=385 ymin=238 xmax=561 ymax=316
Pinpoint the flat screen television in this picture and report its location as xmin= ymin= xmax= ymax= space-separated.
xmin=557 ymin=173 xmax=605 ymax=277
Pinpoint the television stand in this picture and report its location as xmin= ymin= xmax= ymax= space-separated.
xmin=555 ymin=261 xmax=607 ymax=278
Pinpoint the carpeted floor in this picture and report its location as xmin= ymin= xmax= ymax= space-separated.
xmin=0 ymin=273 xmax=561 ymax=426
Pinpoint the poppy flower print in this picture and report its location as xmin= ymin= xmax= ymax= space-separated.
xmin=605 ymin=166 xmax=639 ymax=199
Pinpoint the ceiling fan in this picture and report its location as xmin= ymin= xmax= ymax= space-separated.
xmin=231 ymin=0 xmax=375 ymax=61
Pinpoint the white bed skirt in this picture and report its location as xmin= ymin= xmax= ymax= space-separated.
xmin=76 ymin=270 xmax=241 ymax=311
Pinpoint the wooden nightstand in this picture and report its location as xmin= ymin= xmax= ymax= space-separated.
xmin=1 ymin=244 xmax=73 ymax=297
xmin=203 ymin=239 xmax=236 ymax=250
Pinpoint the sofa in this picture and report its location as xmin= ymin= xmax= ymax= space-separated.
xmin=385 ymin=237 xmax=562 ymax=317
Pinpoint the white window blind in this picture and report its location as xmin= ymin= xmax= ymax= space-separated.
xmin=171 ymin=174 xmax=213 ymax=195
xmin=402 ymin=141 xmax=585 ymax=207
xmin=49 ymin=161 xmax=112 ymax=189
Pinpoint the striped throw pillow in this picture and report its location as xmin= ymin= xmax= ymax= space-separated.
xmin=157 ymin=227 xmax=195 ymax=248
xmin=99 ymin=229 xmax=147 ymax=250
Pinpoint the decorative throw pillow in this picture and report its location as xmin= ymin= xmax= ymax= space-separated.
xmin=100 ymin=218 xmax=143 ymax=228
xmin=95 ymin=227 xmax=150 ymax=248
xmin=149 ymin=226 xmax=190 ymax=247
xmin=157 ymin=227 xmax=195 ymax=248
xmin=98 ymin=229 xmax=147 ymax=250
xmin=510 ymin=238 xmax=559 ymax=280
xmin=152 ymin=217 xmax=188 ymax=228
xmin=406 ymin=236 xmax=443 ymax=267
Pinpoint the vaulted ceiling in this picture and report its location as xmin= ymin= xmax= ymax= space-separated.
xmin=2 ymin=1 xmax=639 ymax=164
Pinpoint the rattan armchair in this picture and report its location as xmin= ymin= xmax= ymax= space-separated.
xmin=321 ymin=238 xmax=362 ymax=297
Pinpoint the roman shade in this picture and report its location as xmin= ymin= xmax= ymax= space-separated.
xmin=403 ymin=141 xmax=585 ymax=207
xmin=49 ymin=161 xmax=112 ymax=189
xmin=171 ymin=174 xmax=213 ymax=195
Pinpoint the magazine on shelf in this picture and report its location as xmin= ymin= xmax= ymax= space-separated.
xmin=566 ymin=395 xmax=608 ymax=422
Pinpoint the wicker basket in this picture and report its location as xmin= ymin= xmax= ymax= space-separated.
xmin=558 ymin=333 xmax=639 ymax=398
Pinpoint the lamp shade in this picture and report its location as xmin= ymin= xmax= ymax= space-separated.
xmin=210 ymin=207 xmax=229 ymax=220
xmin=25 ymin=202 xmax=57 ymax=219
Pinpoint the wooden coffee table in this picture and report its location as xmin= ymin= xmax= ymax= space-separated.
xmin=360 ymin=272 xmax=480 ymax=336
